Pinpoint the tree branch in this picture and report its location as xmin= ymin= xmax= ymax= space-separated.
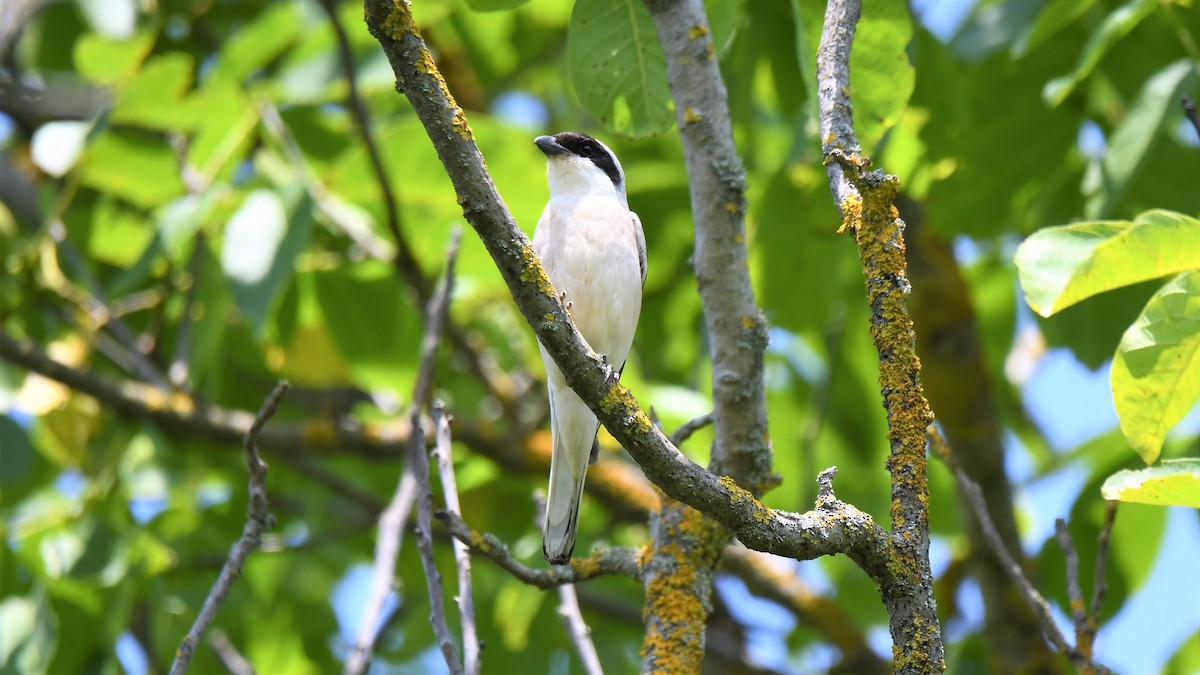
xmin=817 ymin=1 xmax=943 ymax=670
xmin=432 ymin=401 xmax=480 ymax=675
xmin=345 ymin=228 xmax=460 ymax=675
xmin=169 ymin=381 xmax=288 ymax=675
xmin=558 ymin=581 xmax=605 ymax=675
xmin=361 ymin=0 xmax=895 ymax=577
xmin=930 ymin=431 xmax=1111 ymax=673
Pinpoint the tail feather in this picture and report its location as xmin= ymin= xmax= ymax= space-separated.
xmin=542 ymin=387 xmax=598 ymax=564
xmin=543 ymin=455 xmax=587 ymax=564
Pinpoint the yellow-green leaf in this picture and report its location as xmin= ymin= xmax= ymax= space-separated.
xmin=1111 ymin=272 xmax=1200 ymax=464
xmin=1101 ymin=460 xmax=1200 ymax=507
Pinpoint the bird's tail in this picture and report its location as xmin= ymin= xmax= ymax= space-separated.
xmin=543 ymin=393 xmax=596 ymax=565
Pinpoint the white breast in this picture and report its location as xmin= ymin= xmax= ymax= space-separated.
xmin=532 ymin=195 xmax=643 ymax=372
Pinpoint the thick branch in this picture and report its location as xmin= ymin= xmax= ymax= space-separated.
xmin=817 ymin=1 xmax=942 ymax=671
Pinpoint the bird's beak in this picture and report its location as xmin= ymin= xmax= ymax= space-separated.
xmin=535 ymin=135 xmax=569 ymax=157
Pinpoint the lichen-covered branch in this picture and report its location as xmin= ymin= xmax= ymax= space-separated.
xmin=817 ymin=1 xmax=943 ymax=671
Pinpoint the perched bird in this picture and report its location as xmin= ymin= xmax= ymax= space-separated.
xmin=532 ymin=132 xmax=646 ymax=564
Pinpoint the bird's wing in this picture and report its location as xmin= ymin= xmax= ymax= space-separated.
xmin=632 ymin=210 xmax=647 ymax=286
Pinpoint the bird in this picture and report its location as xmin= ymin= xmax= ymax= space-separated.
xmin=532 ymin=131 xmax=646 ymax=565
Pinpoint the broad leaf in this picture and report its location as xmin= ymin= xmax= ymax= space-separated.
xmin=1082 ymin=60 xmax=1195 ymax=219
xmin=110 ymin=53 xmax=195 ymax=130
xmin=79 ymin=131 xmax=186 ymax=208
xmin=1042 ymin=0 xmax=1158 ymax=106
xmin=1101 ymin=460 xmax=1200 ymax=507
xmin=221 ymin=188 xmax=314 ymax=335
xmin=846 ymin=0 xmax=915 ymax=154
xmin=1015 ymin=210 xmax=1200 ymax=317
xmin=72 ymin=29 xmax=154 ymax=85
xmin=1111 ymin=272 xmax=1200 ymax=463
xmin=1013 ymin=0 xmax=1101 ymax=57
xmin=568 ymin=0 xmax=673 ymax=139
xmin=207 ymin=2 xmax=302 ymax=84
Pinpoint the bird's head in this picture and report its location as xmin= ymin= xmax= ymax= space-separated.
xmin=535 ymin=132 xmax=627 ymax=207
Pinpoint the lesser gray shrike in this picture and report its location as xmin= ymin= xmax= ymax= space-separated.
xmin=532 ymin=132 xmax=646 ymax=564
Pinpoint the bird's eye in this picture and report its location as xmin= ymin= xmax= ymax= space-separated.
xmin=579 ymin=143 xmax=595 ymax=157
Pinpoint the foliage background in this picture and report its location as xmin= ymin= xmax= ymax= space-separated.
xmin=1 ymin=0 xmax=1198 ymax=672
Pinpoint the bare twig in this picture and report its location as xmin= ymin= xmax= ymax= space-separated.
xmin=669 ymin=412 xmax=713 ymax=447
xmin=432 ymin=401 xmax=480 ymax=675
xmin=930 ymin=430 xmax=1110 ymax=673
xmin=558 ymin=582 xmax=604 ymax=675
xmin=1055 ymin=520 xmax=1088 ymax=650
xmin=208 ymin=629 xmax=256 ymax=675
xmin=1084 ymin=501 xmax=1119 ymax=660
xmin=436 ymin=510 xmax=641 ymax=588
xmin=48 ymin=221 xmax=171 ymax=389
xmin=1183 ymin=96 xmax=1200 ymax=140
xmin=316 ymin=0 xmax=426 ymax=297
xmin=344 ymin=229 xmax=461 ymax=675
xmin=169 ymin=381 xmax=289 ymax=675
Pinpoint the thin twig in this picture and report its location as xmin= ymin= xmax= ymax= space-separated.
xmin=432 ymin=401 xmax=480 ymax=675
xmin=1084 ymin=501 xmax=1119 ymax=659
xmin=1183 ymin=96 xmax=1200 ymax=141
xmin=436 ymin=510 xmax=641 ymax=588
xmin=1055 ymin=520 xmax=1088 ymax=648
xmin=669 ymin=412 xmax=713 ymax=447
xmin=411 ymin=234 xmax=464 ymax=674
xmin=558 ymin=582 xmax=604 ymax=675
xmin=208 ymin=629 xmax=256 ymax=675
xmin=929 ymin=429 xmax=1110 ymax=673
xmin=48 ymin=221 xmax=171 ymax=389
xmin=169 ymin=381 xmax=289 ymax=675
xmin=316 ymin=0 xmax=426 ymax=298
xmin=344 ymin=229 xmax=461 ymax=675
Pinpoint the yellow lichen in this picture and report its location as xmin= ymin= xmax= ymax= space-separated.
xmin=688 ymin=25 xmax=709 ymax=40
xmin=683 ymin=107 xmax=702 ymax=124
xmin=724 ymin=202 xmax=738 ymax=214
xmin=740 ymin=315 xmax=754 ymax=329
xmin=518 ymin=245 xmax=557 ymax=297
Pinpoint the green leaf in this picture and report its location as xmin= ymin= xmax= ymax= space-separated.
xmin=79 ymin=131 xmax=186 ymax=209
xmin=1042 ymin=0 xmax=1158 ymax=106
xmin=1 ymin=417 xmax=35 ymax=496
xmin=1111 ymin=272 xmax=1200 ymax=463
xmin=1101 ymin=459 xmax=1200 ymax=507
xmin=494 ymin=577 xmax=545 ymax=651
xmin=311 ymin=263 xmax=420 ymax=390
xmin=110 ymin=53 xmax=195 ymax=130
xmin=847 ymin=0 xmax=915 ymax=153
xmin=221 ymin=189 xmax=314 ymax=335
xmin=1014 ymin=210 xmax=1200 ymax=317
xmin=465 ymin=0 xmax=532 ymax=10
xmin=72 ymin=29 xmax=155 ymax=85
xmin=208 ymin=2 xmax=302 ymax=84
xmin=1013 ymin=0 xmax=1101 ymax=57
xmin=568 ymin=0 xmax=673 ymax=139
xmin=1083 ymin=60 xmax=1196 ymax=219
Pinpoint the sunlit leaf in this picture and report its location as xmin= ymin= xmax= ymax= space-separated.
xmin=1101 ymin=459 xmax=1200 ymax=507
xmin=110 ymin=52 xmax=195 ymax=130
xmin=1112 ymin=272 xmax=1200 ymax=464
xmin=1015 ymin=210 xmax=1200 ymax=317
xmin=72 ymin=29 xmax=155 ymax=85
xmin=79 ymin=131 xmax=186 ymax=208
xmin=495 ymin=577 xmax=545 ymax=650
xmin=568 ymin=0 xmax=673 ymax=139
xmin=208 ymin=2 xmax=302 ymax=84
xmin=847 ymin=0 xmax=915 ymax=153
